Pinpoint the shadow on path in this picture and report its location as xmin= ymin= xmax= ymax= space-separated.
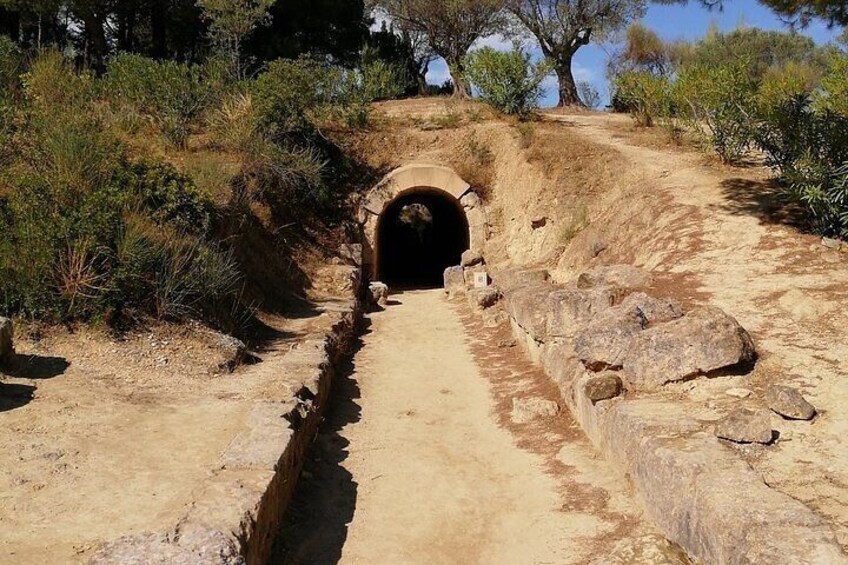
xmin=270 ymin=327 xmax=368 ymax=565
xmin=0 ymin=383 xmax=36 ymax=412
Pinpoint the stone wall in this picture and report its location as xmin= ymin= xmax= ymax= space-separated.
xmin=90 ymin=266 xmax=364 ymax=565
xmin=456 ymin=263 xmax=847 ymax=564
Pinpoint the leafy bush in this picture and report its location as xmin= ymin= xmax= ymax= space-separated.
xmin=673 ymin=62 xmax=757 ymax=163
xmin=361 ymin=58 xmax=407 ymax=102
xmin=817 ymin=53 xmax=848 ymax=116
xmin=464 ymin=47 xmax=553 ymax=118
xmin=613 ymin=70 xmax=671 ymax=127
xmin=124 ymin=160 xmax=213 ymax=235
xmin=104 ymin=54 xmax=212 ymax=147
xmin=252 ymin=57 xmax=332 ymax=136
xmin=749 ymin=58 xmax=848 ymax=237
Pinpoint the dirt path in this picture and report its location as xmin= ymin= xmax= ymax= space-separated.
xmin=275 ymin=290 xmax=685 ymax=565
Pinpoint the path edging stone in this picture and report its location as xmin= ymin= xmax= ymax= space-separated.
xmin=90 ymin=270 xmax=364 ymax=565
xmin=484 ymin=266 xmax=847 ymax=565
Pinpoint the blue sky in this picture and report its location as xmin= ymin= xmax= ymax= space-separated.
xmin=422 ymin=0 xmax=844 ymax=107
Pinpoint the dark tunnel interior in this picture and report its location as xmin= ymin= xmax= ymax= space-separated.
xmin=377 ymin=189 xmax=470 ymax=289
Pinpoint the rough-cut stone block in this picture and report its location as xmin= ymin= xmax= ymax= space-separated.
xmin=584 ymin=373 xmax=624 ymax=403
xmin=767 ymin=385 xmax=816 ymax=420
xmin=0 ymin=317 xmax=14 ymax=367
xmin=622 ymin=306 xmax=756 ymax=391
xmin=460 ymin=249 xmax=484 ymax=267
xmin=577 ymin=264 xmax=652 ymax=294
xmin=574 ymin=293 xmax=680 ymax=371
xmin=510 ymin=397 xmax=560 ymax=424
xmin=368 ymin=281 xmax=389 ymax=309
xmin=541 ymin=342 xmax=583 ymax=392
xmin=714 ymin=407 xmax=773 ymax=444
xmin=505 ymin=285 xmax=551 ymax=342
xmin=460 ymin=191 xmax=481 ymax=209
xmin=546 ymin=286 xmax=616 ymax=339
xmin=467 ymin=287 xmax=500 ymax=310
xmin=443 ymin=266 xmax=465 ymax=299
xmin=463 ymin=265 xmax=488 ymax=288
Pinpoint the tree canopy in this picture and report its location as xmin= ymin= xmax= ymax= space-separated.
xmin=508 ymin=0 xmax=646 ymax=105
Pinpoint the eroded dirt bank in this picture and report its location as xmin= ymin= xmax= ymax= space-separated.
xmin=275 ymin=290 xmax=686 ymax=565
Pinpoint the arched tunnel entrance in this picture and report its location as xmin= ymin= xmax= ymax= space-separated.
xmin=376 ymin=188 xmax=470 ymax=288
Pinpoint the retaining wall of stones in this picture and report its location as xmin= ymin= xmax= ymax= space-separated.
xmin=457 ymin=263 xmax=846 ymax=565
xmin=91 ymin=268 xmax=364 ymax=565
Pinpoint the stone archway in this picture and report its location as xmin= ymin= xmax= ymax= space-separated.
xmin=360 ymin=163 xmax=487 ymax=287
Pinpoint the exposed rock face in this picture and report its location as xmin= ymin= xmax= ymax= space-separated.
xmin=510 ymin=397 xmax=560 ymax=424
xmin=575 ymin=293 xmax=683 ymax=371
xmin=622 ymin=306 xmax=756 ymax=391
xmin=583 ymin=373 xmax=624 ymax=403
xmin=0 ymin=317 xmax=14 ymax=367
xmin=460 ymin=249 xmax=484 ymax=267
xmin=443 ymin=266 xmax=465 ymax=299
xmin=493 ymin=268 xmax=549 ymax=293
xmin=767 ymin=385 xmax=816 ymax=420
xmin=368 ymin=281 xmax=389 ymax=309
xmin=577 ymin=264 xmax=652 ymax=295
xmin=714 ymin=407 xmax=773 ymax=444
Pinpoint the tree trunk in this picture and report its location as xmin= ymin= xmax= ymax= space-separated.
xmin=81 ymin=11 xmax=109 ymax=69
xmin=445 ymin=57 xmax=470 ymax=99
xmin=150 ymin=0 xmax=167 ymax=59
xmin=556 ymin=55 xmax=584 ymax=107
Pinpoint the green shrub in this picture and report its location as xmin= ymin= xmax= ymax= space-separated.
xmin=252 ymin=57 xmax=330 ymax=136
xmin=361 ymin=59 xmax=407 ymax=102
xmin=613 ymin=70 xmax=671 ymax=127
xmin=112 ymin=214 xmax=241 ymax=322
xmin=104 ymin=54 xmax=211 ymax=147
xmin=817 ymin=53 xmax=848 ymax=117
xmin=464 ymin=47 xmax=553 ymax=118
xmin=124 ymin=160 xmax=213 ymax=235
xmin=749 ymin=57 xmax=848 ymax=237
xmin=673 ymin=62 xmax=757 ymax=163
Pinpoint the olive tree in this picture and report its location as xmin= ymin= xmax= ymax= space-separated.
xmin=371 ymin=0 xmax=507 ymax=97
xmin=508 ymin=0 xmax=645 ymax=106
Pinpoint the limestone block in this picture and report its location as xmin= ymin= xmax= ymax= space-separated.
xmin=575 ymin=293 xmax=682 ymax=371
xmin=511 ymin=397 xmax=560 ymax=424
xmin=714 ymin=407 xmax=773 ymax=444
xmin=368 ymin=282 xmax=389 ymax=309
xmin=766 ymin=385 xmax=816 ymax=420
xmin=622 ymin=306 xmax=755 ymax=391
xmin=443 ymin=266 xmax=465 ymax=299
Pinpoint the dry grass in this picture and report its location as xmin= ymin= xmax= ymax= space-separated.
xmin=451 ymin=130 xmax=496 ymax=201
